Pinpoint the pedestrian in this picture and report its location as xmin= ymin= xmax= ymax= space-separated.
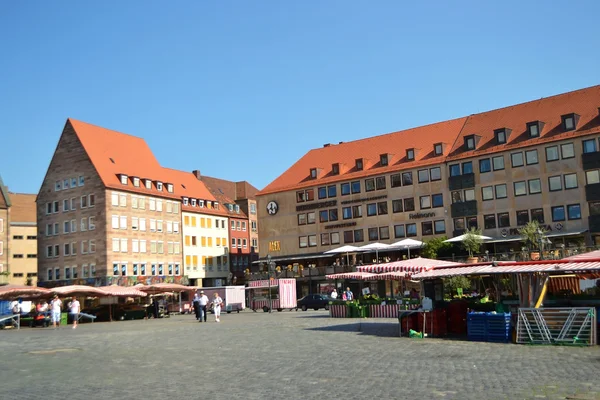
xmin=211 ymin=292 xmax=223 ymax=322
xmin=330 ymin=289 xmax=338 ymax=299
xmin=50 ymin=295 xmax=62 ymax=329
xmin=192 ymin=293 xmax=200 ymax=320
xmin=198 ymin=290 xmax=209 ymax=323
xmin=68 ymin=296 xmax=80 ymax=329
xmin=10 ymin=299 xmax=21 ymax=315
xmin=345 ymin=287 xmax=354 ymax=301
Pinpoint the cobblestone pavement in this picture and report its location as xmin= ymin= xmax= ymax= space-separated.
xmin=1 ymin=311 xmax=599 ymax=400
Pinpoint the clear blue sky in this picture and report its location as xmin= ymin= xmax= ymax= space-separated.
xmin=1 ymin=1 xmax=599 ymax=194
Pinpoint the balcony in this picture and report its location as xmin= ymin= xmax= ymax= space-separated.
xmin=449 ymin=173 xmax=475 ymax=191
xmin=589 ymin=215 xmax=600 ymax=233
xmin=451 ymin=200 xmax=478 ymax=218
xmin=585 ymin=183 xmax=600 ymax=202
xmin=582 ymin=151 xmax=600 ymax=170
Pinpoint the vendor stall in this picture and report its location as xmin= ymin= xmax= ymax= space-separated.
xmin=246 ymin=279 xmax=297 ymax=312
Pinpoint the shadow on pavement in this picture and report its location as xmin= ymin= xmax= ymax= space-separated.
xmin=305 ymin=321 xmax=399 ymax=338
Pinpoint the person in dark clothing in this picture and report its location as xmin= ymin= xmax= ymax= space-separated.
xmin=192 ymin=293 xmax=200 ymax=320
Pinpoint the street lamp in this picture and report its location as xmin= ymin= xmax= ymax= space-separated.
xmin=267 ymin=255 xmax=275 ymax=313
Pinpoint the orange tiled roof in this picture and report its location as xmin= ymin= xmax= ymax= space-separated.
xmin=258 ymin=85 xmax=600 ymax=196
xmin=162 ymin=168 xmax=227 ymax=216
xmin=258 ymin=117 xmax=469 ymax=195
xmin=8 ymin=193 xmax=36 ymax=223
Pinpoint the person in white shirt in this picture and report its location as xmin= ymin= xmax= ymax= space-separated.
xmin=68 ymin=296 xmax=81 ymax=329
xmin=211 ymin=293 xmax=223 ymax=322
xmin=50 ymin=295 xmax=62 ymax=329
xmin=197 ymin=291 xmax=209 ymax=323
xmin=330 ymin=289 xmax=338 ymax=299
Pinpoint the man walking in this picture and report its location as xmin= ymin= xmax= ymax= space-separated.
xmin=68 ymin=296 xmax=80 ymax=329
xmin=50 ymin=295 xmax=62 ymax=329
xmin=197 ymin=290 xmax=209 ymax=323
xmin=192 ymin=293 xmax=200 ymax=320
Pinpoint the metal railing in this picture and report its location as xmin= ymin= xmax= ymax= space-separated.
xmin=516 ymin=307 xmax=596 ymax=346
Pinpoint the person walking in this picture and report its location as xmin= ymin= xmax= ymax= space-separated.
xmin=198 ymin=291 xmax=209 ymax=323
xmin=211 ymin=292 xmax=223 ymax=322
xmin=192 ymin=293 xmax=200 ymax=320
xmin=345 ymin=287 xmax=354 ymax=301
xmin=330 ymin=289 xmax=338 ymax=299
xmin=68 ymin=296 xmax=80 ymax=329
xmin=50 ymin=295 xmax=62 ymax=329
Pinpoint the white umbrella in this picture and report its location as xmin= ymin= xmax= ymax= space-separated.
xmin=444 ymin=234 xmax=492 ymax=243
xmin=358 ymin=242 xmax=392 ymax=264
xmin=324 ymin=245 xmax=363 ymax=266
xmin=390 ymin=238 xmax=424 ymax=258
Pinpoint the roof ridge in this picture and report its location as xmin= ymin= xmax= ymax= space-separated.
xmin=68 ymin=118 xmax=148 ymax=141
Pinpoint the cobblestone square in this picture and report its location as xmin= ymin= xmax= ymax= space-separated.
xmin=1 ymin=311 xmax=599 ymax=400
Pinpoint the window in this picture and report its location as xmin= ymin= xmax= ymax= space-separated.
xmin=419 ymin=196 xmax=431 ymax=209
xmin=492 ymin=156 xmax=505 ymax=171
xmin=406 ymin=223 xmax=417 ymax=237
xmin=319 ymin=210 xmax=329 ymax=223
xmin=111 ymin=193 xmax=119 ymax=206
xmin=434 ymin=220 xmax=446 ymax=234
xmin=590 ymin=201 xmax=600 ymax=216
xmin=340 ymin=183 xmax=350 ymax=195
xmin=454 ymin=218 xmax=465 ymax=232
xmin=368 ymin=227 xmax=379 ymax=241
xmin=451 ymin=191 xmax=462 ymax=204
xmin=401 ymin=172 xmax=412 ymax=186
xmin=449 ymin=164 xmax=460 ymax=177
xmin=548 ymin=176 xmax=562 ymax=191
xmin=525 ymin=150 xmax=538 ymax=165
xmin=394 ymin=224 xmax=406 ymax=238
xmin=462 ymin=162 xmax=473 ymax=174
xmin=552 ymin=206 xmax=565 ymax=222
xmin=392 ymin=199 xmax=403 ymax=213
xmin=342 ymin=207 xmax=352 ymax=220
xmin=583 ymin=139 xmax=597 ymax=153
xmin=351 ymin=181 xmax=361 ymax=193
xmin=377 ymin=201 xmax=387 ymax=215
xmin=307 ymin=212 xmax=316 ymax=224
xmin=527 ymin=121 xmax=540 ymax=138
xmin=365 ymin=178 xmax=375 ymax=192
xmin=112 ymin=238 xmax=120 ymax=252
xmin=157 ymin=182 xmax=163 ymax=191
xmin=297 ymin=213 xmax=306 ymax=225
xmin=432 ymin=193 xmax=443 ymax=208
xmin=406 ymin=149 xmax=415 ymax=161
xmin=516 ymin=210 xmax=529 ymax=226
xmin=120 ymin=216 xmax=127 ymax=229
xmin=484 ymin=214 xmax=496 ymax=229
xmin=329 ymin=209 xmax=338 ymax=221
xmin=390 ymin=174 xmax=402 ymax=188
xmin=320 ymin=233 xmax=330 ymax=246
xmin=318 ymin=187 xmax=327 ymax=199
xmin=482 ymin=186 xmax=494 ymax=201
xmin=422 ymin=221 xmax=433 ymax=236
xmin=498 ymin=212 xmax=510 ymax=228
xmin=562 ymin=114 xmax=576 ymax=131
xmin=119 ymin=194 xmax=127 ymax=207
xmin=64 ymin=220 xmax=70 ymax=234
xmin=418 ymin=169 xmax=429 ymax=183
xmin=328 ymin=185 xmax=336 ymax=197
xmin=545 ymin=146 xmax=559 ymax=162
xmin=479 ymin=159 xmax=491 ymax=173
xmin=495 ymin=129 xmax=507 ymax=144
xmin=564 ymin=173 xmax=578 ymax=189
xmin=332 ymin=163 xmax=340 ymax=175
xmin=366 ymin=203 xmax=377 ymax=216
xmin=531 ymin=208 xmax=544 ymax=223
xmin=355 ymin=158 xmax=364 ymax=170
xmin=120 ymin=175 xmax=128 ymax=185
xmin=353 ymin=229 xmax=364 ymax=242
xmin=430 ymin=167 xmax=441 ymax=181
xmin=587 ymin=170 xmax=600 ymax=185
xmin=514 ymin=181 xmax=527 ymax=196
xmin=464 ymin=189 xmax=475 ymax=201
xmin=379 ymin=226 xmax=390 ymax=240
xmin=112 ymin=215 xmax=119 ymax=229
xmin=511 ymin=152 xmax=524 ymax=167
xmin=561 ymin=143 xmax=575 ymax=159
xmin=343 ymin=231 xmax=354 ymax=244
xmin=567 ymin=204 xmax=581 ymax=220
xmin=404 ymin=198 xmax=415 ymax=212
xmin=352 ymin=205 xmax=362 ymax=218
xmin=53 ymin=201 xmax=59 ymax=213
xmin=528 ymin=179 xmax=541 ymax=194
xmin=464 ymin=135 xmax=475 ymax=150
xmin=376 ymin=176 xmax=386 ymax=190
xmin=63 ymin=199 xmax=69 ymax=212
xmin=380 ymin=154 xmax=388 ymax=166
xmin=434 ymin=143 xmax=443 ymax=155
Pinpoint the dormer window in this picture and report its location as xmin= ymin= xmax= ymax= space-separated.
xmin=406 ymin=149 xmax=415 ymax=161
xmin=145 ymin=179 xmax=152 ymax=189
xmin=133 ymin=177 xmax=140 ymax=187
xmin=434 ymin=143 xmax=443 ymax=156
xmin=156 ymin=182 xmax=163 ymax=191
xmin=561 ymin=113 xmax=578 ymax=131
xmin=120 ymin=174 xmax=128 ymax=185
xmin=235 ymin=205 xmax=240 ymax=213
xmin=526 ymin=121 xmax=541 ymax=138
xmin=167 ymin=183 xmax=173 ymax=193
xmin=199 ymin=200 xmax=204 ymax=208
xmin=183 ymin=197 xmax=189 ymax=206
xmin=495 ymin=128 xmax=508 ymax=144
xmin=355 ymin=158 xmax=363 ymax=170
xmin=191 ymin=199 xmax=196 ymax=207
xmin=228 ymin=204 xmax=233 ymax=211
xmin=464 ymin=135 xmax=476 ymax=150
xmin=214 ymin=202 xmax=219 ymax=210
xmin=310 ymin=168 xmax=317 ymax=179
xmin=332 ymin=163 xmax=340 ymax=175
xmin=380 ymin=154 xmax=389 ymax=166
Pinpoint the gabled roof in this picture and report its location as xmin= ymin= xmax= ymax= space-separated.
xmin=200 ymin=176 xmax=259 ymax=200
xmin=0 ymin=174 xmax=11 ymax=208
xmin=8 ymin=193 xmax=36 ymax=223
xmin=258 ymin=117 xmax=468 ymax=195
xmin=162 ymin=168 xmax=227 ymax=217
xmin=447 ymin=85 xmax=600 ymax=161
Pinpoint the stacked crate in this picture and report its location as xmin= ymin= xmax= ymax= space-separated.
xmin=418 ymin=309 xmax=448 ymax=337
xmin=447 ymin=301 xmax=468 ymax=335
xmin=467 ymin=312 xmax=511 ymax=343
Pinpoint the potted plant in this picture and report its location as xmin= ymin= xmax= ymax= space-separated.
xmin=518 ymin=220 xmax=546 ymax=260
xmin=462 ymin=227 xmax=483 ymax=263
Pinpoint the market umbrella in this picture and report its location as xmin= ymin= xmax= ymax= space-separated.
xmin=324 ymin=245 xmax=363 ymax=266
xmin=390 ymin=238 xmax=424 ymax=259
xmin=51 ymin=285 xmax=108 ymax=297
xmin=444 ymin=234 xmax=492 ymax=243
xmin=135 ymin=283 xmax=192 ymax=295
xmin=0 ymin=285 xmax=51 ymax=300
xmin=98 ymin=285 xmax=148 ymax=321
xmin=325 ymin=271 xmax=378 ymax=280
xmin=358 ymin=242 xmax=392 ymax=264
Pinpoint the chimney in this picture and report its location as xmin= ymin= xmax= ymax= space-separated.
xmin=323 ymin=143 xmax=331 ymax=147
xmin=235 ymin=182 xmax=247 ymax=200
xmin=338 ymin=141 xmax=344 ymax=144
xmin=192 ymin=170 xmax=201 ymax=180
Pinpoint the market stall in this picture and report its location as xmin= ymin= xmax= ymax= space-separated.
xmin=246 ymin=279 xmax=297 ymax=312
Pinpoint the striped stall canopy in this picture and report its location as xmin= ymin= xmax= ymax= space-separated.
xmin=98 ymin=285 xmax=147 ymax=297
xmin=484 ymin=261 xmax=600 ymax=274
xmin=369 ymin=271 xmax=409 ymax=280
xmin=248 ymin=279 xmax=279 ymax=288
xmin=564 ymin=250 xmax=600 ymax=260
xmin=412 ymin=265 xmax=490 ymax=279
xmin=547 ymin=277 xmax=581 ymax=294
xmin=325 ymin=271 xmax=378 ymax=280
xmin=357 ymin=257 xmax=460 ymax=274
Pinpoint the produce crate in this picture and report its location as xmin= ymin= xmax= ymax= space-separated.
xmin=467 ymin=312 xmax=511 ymax=343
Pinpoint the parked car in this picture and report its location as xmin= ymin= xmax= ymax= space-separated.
xmin=297 ymin=294 xmax=333 ymax=311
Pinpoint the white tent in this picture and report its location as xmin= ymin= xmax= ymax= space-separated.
xmin=390 ymin=238 xmax=424 ymax=258
xmin=358 ymin=242 xmax=392 ymax=263
xmin=324 ymin=245 xmax=363 ymax=266
xmin=444 ymin=234 xmax=492 ymax=243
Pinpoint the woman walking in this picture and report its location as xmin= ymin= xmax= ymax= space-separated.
xmin=211 ymin=292 xmax=223 ymax=322
xmin=68 ymin=296 xmax=80 ymax=329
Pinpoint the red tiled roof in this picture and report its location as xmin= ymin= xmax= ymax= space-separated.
xmin=258 ymin=117 xmax=469 ymax=195
xmin=162 ymin=168 xmax=227 ymax=216
xmin=258 ymin=85 xmax=600 ymax=196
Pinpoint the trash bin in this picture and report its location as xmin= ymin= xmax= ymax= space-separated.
xmin=60 ymin=312 xmax=68 ymax=326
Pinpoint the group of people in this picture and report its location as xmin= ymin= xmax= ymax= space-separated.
xmin=192 ymin=291 xmax=223 ymax=323
xmin=13 ymin=295 xmax=81 ymax=329
xmin=330 ymin=287 xmax=354 ymax=301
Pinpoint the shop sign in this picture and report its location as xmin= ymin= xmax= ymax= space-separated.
xmin=266 ymin=201 xmax=279 ymax=215
xmin=341 ymin=195 xmax=387 ymax=205
xmin=324 ymin=221 xmax=357 ymax=230
xmin=269 ymin=241 xmax=281 ymax=252
xmin=296 ymin=200 xmax=337 ymax=212
xmin=408 ymin=212 xmax=436 ymax=220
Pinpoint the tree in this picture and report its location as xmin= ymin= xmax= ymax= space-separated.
xmin=444 ymin=276 xmax=471 ymax=297
xmin=462 ymin=227 xmax=483 ymax=258
xmin=421 ymin=236 xmax=453 ymax=259
xmin=518 ymin=220 xmax=546 ymax=251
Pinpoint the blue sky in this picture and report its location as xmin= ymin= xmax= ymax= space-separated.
xmin=1 ymin=1 xmax=599 ymax=194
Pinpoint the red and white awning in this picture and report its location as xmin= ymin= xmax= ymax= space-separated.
xmin=357 ymin=257 xmax=460 ymax=273
xmin=412 ymin=265 xmax=490 ymax=279
xmin=98 ymin=285 xmax=147 ymax=297
xmin=371 ymin=271 xmax=409 ymax=280
xmin=564 ymin=250 xmax=600 ymax=260
xmin=326 ymin=272 xmax=378 ymax=280
xmin=248 ymin=279 xmax=279 ymax=288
